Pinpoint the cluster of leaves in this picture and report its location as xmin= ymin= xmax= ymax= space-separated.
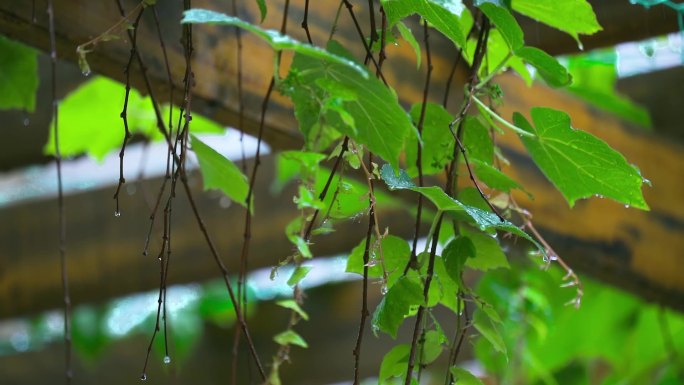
xmin=0 ymin=0 xmax=659 ymax=383
xmin=179 ymin=0 xmax=652 ymax=383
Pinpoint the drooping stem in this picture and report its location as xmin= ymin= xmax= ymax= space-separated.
xmin=47 ymin=1 xmax=72 ymax=383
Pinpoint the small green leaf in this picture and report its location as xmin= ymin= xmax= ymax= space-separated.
xmin=181 ymin=9 xmax=367 ymax=77
xmin=514 ymin=108 xmax=648 ymax=209
xmin=382 ymin=0 xmax=469 ymax=48
xmin=396 ymin=22 xmax=422 ymax=69
xmin=255 ymin=0 xmax=267 ymax=22
xmin=372 ymin=275 xmax=425 ymax=338
xmin=478 ymin=2 xmax=524 ymax=51
xmin=346 ymin=235 xmax=411 ymax=288
xmin=0 ymin=36 xmax=38 ymax=111
xmin=422 ymin=329 xmax=447 ymax=364
xmin=287 ymin=265 xmax=312 ymax=286
xmin=471 ymin=159 xmax=523 ymax=193
xmin=461 ymin=226 xmax=509 ymax=271
xmin=406 ymin=103 xmax=455 ymax=176
xmin=379 ymin=344 xmax=410 ymax=383
xmin=273 ymin=330 xmax=308 ymax=348
xmin=473 ymin=307 xmax=507 ymax=355
xmin=285 ymin=41 xmax=414 ymax=166
xmin=450 ymin=367 xmax=485 ymax=385
xmin=191 ymin=135 xmax=250 ymax=210
xmin=516 ymin=46 xmax=572 ymax=88
xmin=512 ymin=0 xmax=601 ymax=44
xmin=276 ymin=300 xmax=309 ymax=321
xmin=443 ymin=236 xmax=475 ymax=283
xmin=462 ymin=117 xmax=494 ymax=165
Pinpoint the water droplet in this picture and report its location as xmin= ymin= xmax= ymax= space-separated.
xmin=577 ymin=41 xmax=584 ymax=51
xmin=561 ymin=281 xmax=576 ymax=288
xmin=23 ymin=117 xmax=30 ymax=126
xmin=542 ymin=255 xmax=550 ymax=264
xmin=82 ymin=69 xmax=92 ymax=77
xmin=642 ymin=178 xmax=652 ymax=187
xmin=624 ymin=204 xmax=630 ymax=209
xmin=380 ymin=284 xmax=388 ymax=295
xmin=140 ymin=373 xmax=147 ymax=381
xmin=114 ymin=210 xmax=121 ymax=217
xmin=163 ymin=355 xmax=171 ymax=364
xmin=157 ymin=255 xmax=162 ymax=261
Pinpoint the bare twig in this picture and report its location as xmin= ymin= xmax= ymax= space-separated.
xmin=47 ymin=1 xmax=72 ymax=382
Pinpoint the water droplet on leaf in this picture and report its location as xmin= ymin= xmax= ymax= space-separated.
xmin=380 ymin=284 xmax=388 ymax=295
xmin=163 ymin=355 xmax=171 ymax=364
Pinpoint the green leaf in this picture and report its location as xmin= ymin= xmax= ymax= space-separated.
xmin=44 ymin=77 xmax=222 ymax=160
xmin=255 ymin=0 xmax=267 ymax=22
xmin=285 ymin=41 xmax=413 ymax=166
xmin=346 ymin=235 xmax=411 ymax=288
xmin=287 ymin=265 xmax=312 ymax=286
xmin=513 ymin=108 xmax=648 ymax=209
xmin=0 ymin=36 xmax=38 ymax=111
xmin=396 ymin=22 xmax=422 ymax=69
xmin=516 ymin=46 xmax=572 ymax=88
xmin=443 ymin=236 xmax=475 ymax=283
xmin=405 ymin=102 xmax=455 ymax=176
xmin=434 ymin=256 xmax=461 ymax=313
xmin=462 ymin=117 xmax=494 ymax=165
xmin=473 ymin=307 xmax=507 ymax=355
xmin=273 ymin=330 xmax=308 ymax=348
xmin=461 ymin=226 xmax=509 ymax=271
xmin=382 ymin=0 xmax=469 ymax=48
xmin=276 ymin=300 xmax=309 ymax=321
xmin=379 ymin=344 xmax=411 ymax=383
xmin=471 ymin=159 xmax=523 ymax=193
xmin=422 ymin=329 xmax=447 ymax=364
xmin=478 ymin=2 xmax=523 ymax=51
xmin=191 ymin=135 xmax=250 ymax=210
xmin=181 ymin=9 xmax=367 ymax=78
xmin=450 ymin=367 xmax=485 ymax=385
xmin=372 ymin=275 xmax=425 ymax=338
xmin=511 ymin=0 xmax=601 ymax=44
xmin=274 ymin=151 xmax=327 ymax=191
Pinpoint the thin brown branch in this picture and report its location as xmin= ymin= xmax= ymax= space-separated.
xmin=47 ymin=1 xmax=72 ymax=383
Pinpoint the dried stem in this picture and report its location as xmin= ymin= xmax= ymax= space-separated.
xmin=113 ymin=7 xmax=145 ymax=216
xmin=352 ymin=153 xmax=376 ymax=385
xmin=47 ymin=1 xmax=72 ymax=382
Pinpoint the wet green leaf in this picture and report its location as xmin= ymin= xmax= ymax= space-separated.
xmin=422 ymin=329 xmax=447 ymax=364
xmin=0 ymin=36 xmax=38 ymax=111
xmin=512 ymin=0 xmax=601 ymax=44
xmin=346 ymin=235 xmax=411 ymax=288
xmin=461 ymin=226 xmax=509 ymax=271
xmin=192 ymin=135 xmax=250 ymax=210
xmin=285 ymin=41 xmax=413 ymax=166
xmin=182 ymin=10 xmax=367 ymax=77
xmin=514 ymin=108 xmax=648 ymax=209
xmin=382 ymin=0 xmax=469 ymax=48
xmin=372 ymin=275 xmax=425 ymax=338
xmin=273 ymin=330 xmax=308 ymax=348
xmin=462 ymin=117 xmax=494 ymax=165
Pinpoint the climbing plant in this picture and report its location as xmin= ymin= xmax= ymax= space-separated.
xmin=4 ymin=0 xmax=675 ymax=384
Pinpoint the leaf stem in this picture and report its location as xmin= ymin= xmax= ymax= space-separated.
xmin=472 ymin=96 xmax=534 ymax=137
